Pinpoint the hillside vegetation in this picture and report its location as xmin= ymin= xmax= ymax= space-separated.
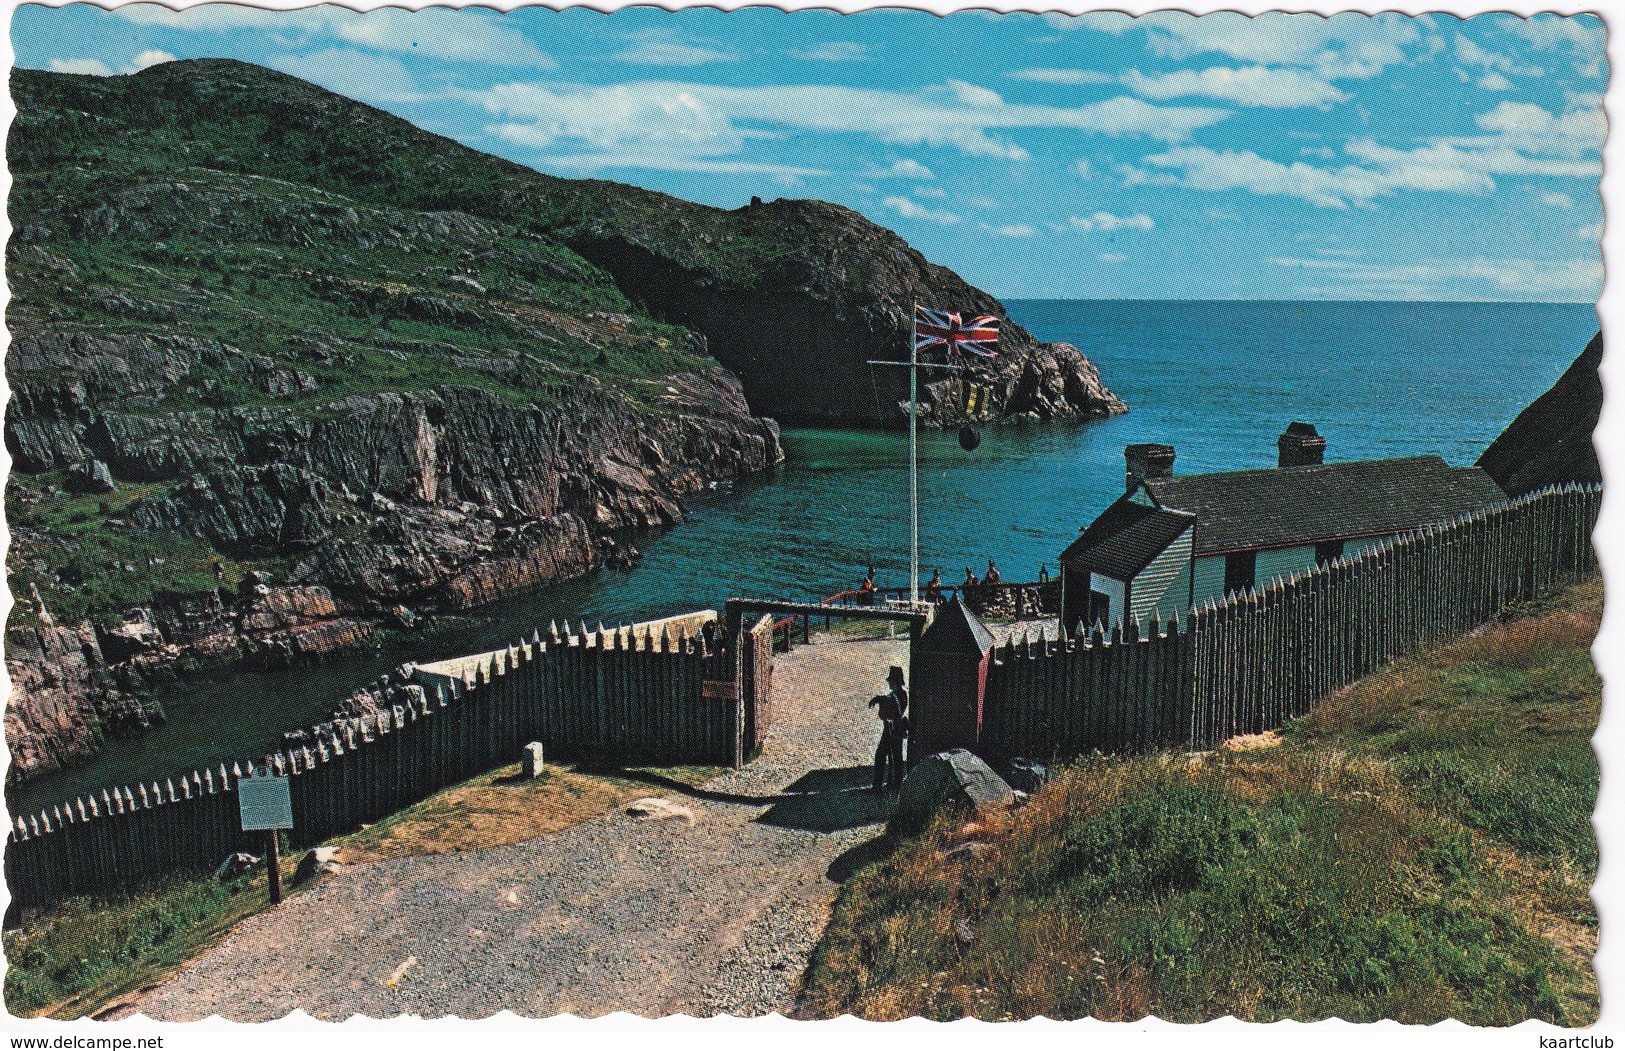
xmin=5 ymin=59 xmax=1122 ymax=782
xmin=798 ymin=577 xmax=1601 ymax=1025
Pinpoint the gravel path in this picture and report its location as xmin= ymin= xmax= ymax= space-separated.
xmin=117 ymin=635 xmax=908 ymax=1021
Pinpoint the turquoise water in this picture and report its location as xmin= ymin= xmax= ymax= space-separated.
xmin=10 ymin=300 xmax=1597 ymax=812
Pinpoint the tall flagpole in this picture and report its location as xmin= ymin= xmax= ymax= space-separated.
xmin=909 ymin=313 xmax=919 ymax=607
xmin=868 ymin=307 xmax=965 ymax=611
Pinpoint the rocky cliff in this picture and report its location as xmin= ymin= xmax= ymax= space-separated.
xmin=5 ymin=59 xmax=1123 ymax=781
xmin=1477 ymin=331 xmax=1602 ymax=496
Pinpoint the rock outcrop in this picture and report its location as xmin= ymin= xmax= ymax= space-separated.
xmin=1478 ymin=331 xmax=1603 ymax=496
xmin=4 ymin=58 xmax=1124 ymax=783
xmin=560 ymin=198 xmax=1125 ymax=425
xmin=3 ymin=625 xmax=163 ymax=782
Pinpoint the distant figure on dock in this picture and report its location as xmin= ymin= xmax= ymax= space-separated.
xmin=925 ymin=568 xmax=944 ymax=604
xmin=962 ymin=566 xmax=979 ymax=589
xmin=1038 ymin=564 xmax=1050 ymax=585
xmin=869 ymin=666 xmax=909 ymax=793
xmin=857 ymin=565 xmax=876 ymax=605
xmin=984 ymin=559 xmax=1002 ymax=586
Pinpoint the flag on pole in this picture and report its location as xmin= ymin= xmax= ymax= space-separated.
xmin=913 ymin=305 xmax=1000 ymax=357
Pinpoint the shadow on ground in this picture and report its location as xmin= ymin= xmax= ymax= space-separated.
xmin=580 ymin=763 xmax=891 ymax=833
xmin=757 ymin=766 xmax=891 ymax=833
xmin=825 ymin=835 xmax=894 ymax=883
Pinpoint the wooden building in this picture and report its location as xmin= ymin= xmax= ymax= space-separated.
xmin=1059 ymin=424 xmax=1509 ymax=632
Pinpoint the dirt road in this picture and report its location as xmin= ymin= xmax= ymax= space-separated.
xmin=117 ymin=635 xmax=907 ymax=1021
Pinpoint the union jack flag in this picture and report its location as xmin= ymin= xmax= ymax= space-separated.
xmin=913 ymin=305 xmax=1000 ymax=357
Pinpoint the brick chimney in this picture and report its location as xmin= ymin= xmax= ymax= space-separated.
xmin=1277 ymin=422 xmax=1326 ymax=467
xmin=1125 ymin=443 xmax=1176 ymax=492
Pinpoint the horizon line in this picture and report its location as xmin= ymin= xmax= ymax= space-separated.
xmin=994 ymin=297 xmax=1598 ymax=306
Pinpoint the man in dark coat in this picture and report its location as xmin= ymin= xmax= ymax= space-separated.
xmin=869 ymin=665 xmax=909 ymax=793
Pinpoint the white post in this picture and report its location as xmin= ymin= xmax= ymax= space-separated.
xmin=909 ymin=313 xmax=920 ymax=607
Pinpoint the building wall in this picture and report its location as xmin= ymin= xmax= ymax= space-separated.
xmin=1193 ymin=541 xmax=1393 ymax=606
xmin=1130 ymin=528 xmax=1194 ymax=622
xmin=1256 ymin=544 xmax=1320 ymax=588
xmin=1089 ymin=572 xmax=1126 ymax=625
xmin=1344 ymin=536 xmax=1389 ymax=558
xmin=1193 ymin=555 xmax=1227 ymax=605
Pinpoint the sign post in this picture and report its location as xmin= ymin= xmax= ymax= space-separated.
xmin=238 ymin=767 xmax=294 ymax=905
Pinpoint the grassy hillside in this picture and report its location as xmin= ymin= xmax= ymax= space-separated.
xmin=798 ymin=577 xmax=1601 ymax=1025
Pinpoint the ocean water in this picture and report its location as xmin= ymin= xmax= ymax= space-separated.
xmin=10 ymin=300 xmax=1598 ymax=811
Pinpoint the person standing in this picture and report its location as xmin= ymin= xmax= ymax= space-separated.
xmin=984 ymin=559 xmax=1002 ymax=586
xmin=869 ymin=665 xmax=909 ymax=793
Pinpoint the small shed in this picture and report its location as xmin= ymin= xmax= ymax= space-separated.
xmin=1059 ymin=501 xmax=1196 ymax=630
xmin=908 ymin=598 xmax=996 ymax=758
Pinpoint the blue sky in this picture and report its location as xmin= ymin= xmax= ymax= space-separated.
xmin=10 ymin=4 xmax=1607 ymax=302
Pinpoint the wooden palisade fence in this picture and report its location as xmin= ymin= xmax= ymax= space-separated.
xmin=981 ymin=483 xmax=1601 ymax=762
xmin=6 ymin=620 xmax=737 ymax=910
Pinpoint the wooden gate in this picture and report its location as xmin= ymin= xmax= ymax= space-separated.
xmin=742 ymin=613 xmax=776 ymax=754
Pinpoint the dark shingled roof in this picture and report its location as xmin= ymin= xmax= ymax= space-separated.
xmin=1060 ymin=501 xmax=1196 ymax=579
xmin=916 ymin=597 xmax=995 ymax=655
xmin=1139 ymin=455 xmax=1507 ymax=557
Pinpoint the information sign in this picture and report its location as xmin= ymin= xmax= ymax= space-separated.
xmin=238 ymin=770 xmax=294 ymax=831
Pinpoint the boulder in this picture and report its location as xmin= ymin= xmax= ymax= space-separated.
xmin=626 ymin=797 xmax=696 ymax=825
xmin=522 ymin=741 xmax=545 ymax=778
xmin=68 ymin=459 xmax=116 ymax=494
xmin=1003 ymin=757 xmax=1050 ymax=795
xmin=890 ymin=749 xmax=1015 ymax=837
xmin=942 ymin=841 xmax=993 ymax=866
xmin=294 ymin=846 xmax=342 ymax=884
xmin=215 ymin=851 xmax=259 ymax=881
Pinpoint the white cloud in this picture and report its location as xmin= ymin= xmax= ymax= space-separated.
xmin=114 ymin=3 xmax=301 ymax=31
xmin=1453 ymin=35 xmax=1542 ymax=78
xmin=1048 ymin=11 xmax=1423 ymax=81
xmin=1499 ymin=14 xmax=1606 ymax=78
xmin=981 ymin=223 xmax=1037 ymax=238
xmin=1067 ymin=211 xmax=1155 ymax=232
xmin=115 ymin=5 xmax=557 ymax=68
xmin=48 ymin=58 xmax=114 ymax=76
xmin=1476 ymin=72 xmax=1515 ymax=92
xmin=1542 ymin=192 xmax=1575 ymax=209
xmin=472 ymin=79 xmax=1232 ymax=167
xmin=1474 ymin=98 xmax=1604 ymax=145
xmin=614 ymin=31 xmax=737 ymax=67
xmin=913 ymin=186 xmax=948 ymax=199
xmin=866 ymin=159 xmax=935 ymax=180
xmin=1075 ymin=159 xmax=1094 ymax=179
xmin=1577 ymin=222 xmax=1603 ymax=241
xmin=1301 ymin=145 xmax=1337 ymax=160
xmin=1343 ymin=139 xmax=1598 ymax=182
xmin=884 ymin=196 xmax=960 ymax=225
xmin=1126 ymin=145 xmax=1479 ymax=209
xmin=1005 ymin=68 xmax=1116 ymax=86
xmin=332 ymin=9 xmax=556 ymax=68
xmin=126 ymin=49 xmax=176 ymax=72
xmin=1128 ymin=91 xmax=1602 ymax=210
xmin=268 ymin=49 xmax=429 ymax=105
xmin=1267 ymin=254 xmax=1601 ymax=301
xmin=540 ymin=154 xmax=828 ymax=179
xmin=1098 ymin=252 xmax=1129 ymax=263
xmin=946 ymin=80 xmax=1004 ymax=108
xmin=1122 ymin=65 xmax=1348 ymax=109
xmin=791 ymin=41 xmax=869 ymax=62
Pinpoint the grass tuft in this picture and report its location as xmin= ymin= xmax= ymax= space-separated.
xmin=797 ymin=576 xmax=1601 ymax=1025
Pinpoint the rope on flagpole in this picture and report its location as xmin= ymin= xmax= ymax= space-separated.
xmin=909 ymin=307 xmax=919 ymax=608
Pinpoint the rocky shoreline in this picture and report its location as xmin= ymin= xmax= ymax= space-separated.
xmin=5 ymin=368 xmax=784 ymax=786
xmin=4 ymin=59 xmax=1124 ymax=786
